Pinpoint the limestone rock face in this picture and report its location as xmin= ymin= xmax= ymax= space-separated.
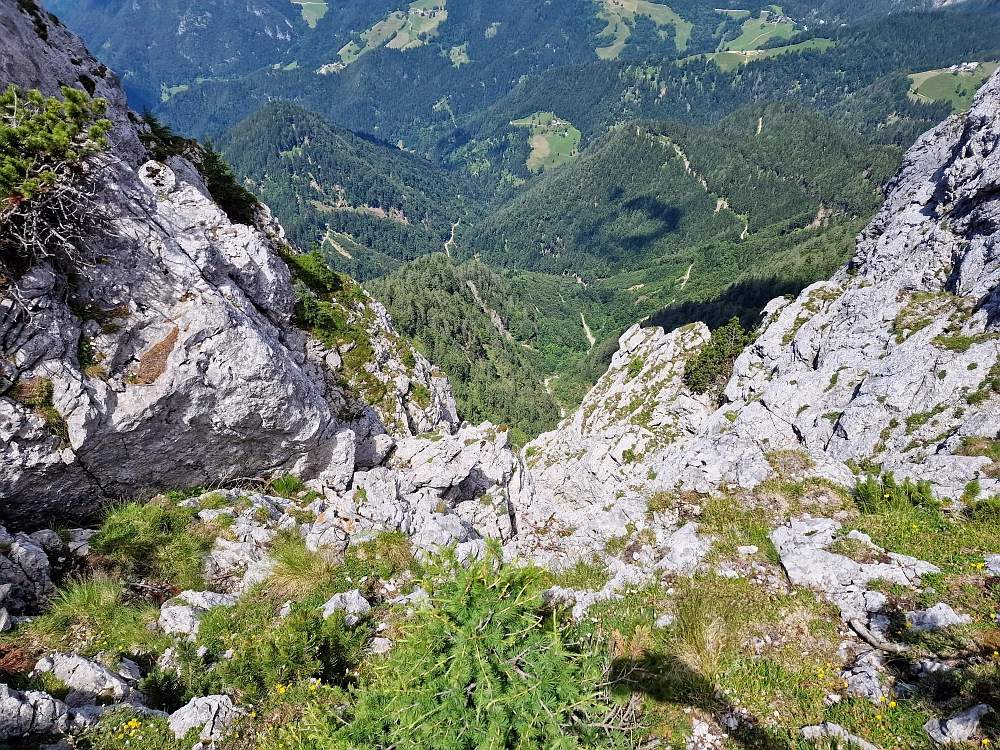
xmin=0 ymin=0 xmax=143 ymax=166
xmin=0 ymin=0 xmax=455 ymax=525
xmin=524 ymin=323 xmax=713 ymax=513
xmin=646 ymin=68 xmax=1000 ymax=499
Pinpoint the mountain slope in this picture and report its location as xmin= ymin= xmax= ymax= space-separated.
xmin=45 ymin=0 xmax=310 ymax=112
xmin=216 ymin=102 xmax=479 ymax=279
xmin=461 ymin=103 xmax=899 ymax=277
xmin=519 ymin=65 xmax=1000 ymax=523
xmin=366 ymin=254 xmax=562 ymax=441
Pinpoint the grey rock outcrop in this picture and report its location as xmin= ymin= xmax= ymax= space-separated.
xmin=167 ymin=695 xmax=242 ymax=742
xmin=0 ymin=684 xmax=72 ymax=740
xmin=523 ymin=323 xmax=713 ymax=513
xmin=643 ymin=68 xmax=1000 ymax=499
xmin=770 ymin=516 xmax=939 ymax=624
xmin=0 ymin=526 xmax=57 ymax=615
xmin=0 ymin=0 xmax=456 ymax=526
xmin=924 ymin=704 xmax=992 ymax=745
xmin=320 ymin=589 xmax=370 ymax=626
xmin=33 ymin=653 xmax=138 ymax=706
xmin=158 ymin=590 xmax=237 ymax=637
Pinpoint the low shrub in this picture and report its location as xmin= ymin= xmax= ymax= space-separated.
xmin=338 ymin=548 xmax=621 ymax=749
xmin=682 ymin=317 xmax=753 ymax=402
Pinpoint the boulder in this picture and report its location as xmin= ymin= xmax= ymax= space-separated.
xmin=924 ymin=704 xmax=992 ymax=745
xmin=33 ymin=653 xmax=137 ymax=705
xmin=320 ymin=590 xmax=371 ymax=625
xmin=905 ymin=603 xmax=973 ymax=632
xmin=168 ymin=695 xmax=242 ymax=742
xmin=0 ymin=684 xmax=71 ymax=739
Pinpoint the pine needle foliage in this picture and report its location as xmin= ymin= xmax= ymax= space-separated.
xmin=682 ymin=316 xmax=754 ymax=401
xmin=340 ymin=549 xmax=622 ymax=750
xmin=0 ymin=84 xmax=109 ymax=201
xmin=1 ymin=84 xmax=110 ymax=282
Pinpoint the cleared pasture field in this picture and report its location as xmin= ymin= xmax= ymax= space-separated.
xmin=511 ymin=112 xmax=582 ymax=173
xmin=703 ymin=37 xmax=834 ymax=71
xmin=908 ymin=62 xmax=999 ymax=112
xmin=596 ymin=0 xmax=693 ymax=59
xmin=292 ymin=1 xmax=327 ymax=28
xmin=335 ymin=1 xmax=447 ymax=65
xmin=721 ymin=9 xmax=795 ymax=52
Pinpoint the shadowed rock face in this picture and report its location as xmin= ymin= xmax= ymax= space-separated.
xmin=0 ymin=0 xmax=456 ymax=526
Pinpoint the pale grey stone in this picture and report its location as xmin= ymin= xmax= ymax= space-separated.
xmin=159 ymin=605 xmax=202 ymax=637
xmin=320 ymin=590 xmax=371 ymax=620
xmin=905 ymin=603 xmax=973 ymax=631
xmin=33 ymin=653 xmax=136 ymax=704
xmin=654 ymin=523 xmax=712 ymax=575
xmin=985 ymin=554 xmax=1000 ymax=575
xmin=369 ymin=637 xmax=393 ymax=655
xmin=168 ymin=695 xmax=242 ymax=742
xmin=924 ymin=704 xmax=992 ymax=745
xmin=178 ymin=590 xmax=237 ymax=610
xmin=0 ymin=684 xmax=72 ymax=740
xmin=117 ymin=658 xmax=142 ymax=684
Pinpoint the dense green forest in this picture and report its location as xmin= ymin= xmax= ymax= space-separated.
xmin=365 ymin=255 xmax=562 ymax=441
xmin=460 ymin=103 xmax=896 ymax=278
xmin=216 ymin=102 xmax=479 ymax=279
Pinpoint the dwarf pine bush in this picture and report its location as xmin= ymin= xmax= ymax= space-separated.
xmin=338 ymin=549 xmax=623 ymax=750
xmin=1 ymin=84 xmax=111 ymax=281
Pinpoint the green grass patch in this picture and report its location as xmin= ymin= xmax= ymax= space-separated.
xmin=89 ymin=500 xmax=211 ymax=589
xmin=510 ymin=111 xmax=581 ymax=174
xmin=908 ymin=61 xmax=1000 ymax=112
xmin=720 ymin=10 xmax=795 ymax=52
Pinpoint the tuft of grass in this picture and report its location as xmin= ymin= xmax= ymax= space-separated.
xmin=268 ymin=532 xmax=339 ymax=601
xmin=670 ymin=581 xmax=732 ymax=683
xmin=9 ymin=377 xmax=68 ymax=440
xmin=89 ymin=500 xmax=211 ymax=589
xmin=547 ymin=558 xmax=610 ymax=590
xmin=344 ymin=531 xmax=417 ymax=582
xmin=27 ymin=576 xmax=162 ymax=656
xmin=271 ymin=474 xmax=304 ymax=498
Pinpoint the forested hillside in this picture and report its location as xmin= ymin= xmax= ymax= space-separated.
xmin=365 ymin=255 xmax=561 ymax=441
xmin=209 ymin=99 xmax=895 ymax=433
xmin=444 ymin=3 xmax=999 ymax=191
xmin=216 ymin=102 xmax=478 ymax=279
xmin=461 ymin=103 xmax=897 ymax=291
xmin=45 ymin=0 xmax=308 ymax=112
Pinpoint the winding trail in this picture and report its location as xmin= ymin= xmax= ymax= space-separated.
xmin=580 ymin=313 xmax=596 ymax=348
xmin=679 ymin=263 xmax=692 ymax=289
xmin=444 ymin=220 xmax=459 ymax=256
